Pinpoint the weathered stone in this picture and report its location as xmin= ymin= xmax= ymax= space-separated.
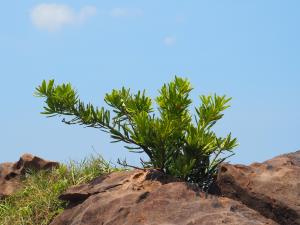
xmin=51 ymin=169 xmax=277 ymax=225
xmin=217 ymin=150 xmax=300 ymax=225
xmin=0 ymin=153 xmax=59 ymax=199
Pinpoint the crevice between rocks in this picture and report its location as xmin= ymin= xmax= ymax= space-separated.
xmin=59 ymin=183 xmax=124 ymax=208
xmin=219 ymin=180 xmax=299 ymax=225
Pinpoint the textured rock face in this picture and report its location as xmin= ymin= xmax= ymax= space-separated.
xmin=217 ymin=150 xmax=300 ymax=225
xmin=50 ymin=170 xmax=277 ymax=225
xmin=0 ymin=153 xmax=59 ymax=199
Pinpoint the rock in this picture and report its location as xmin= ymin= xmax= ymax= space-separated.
xmin=0 ymin=153 xmax=59 ymax=199
xmin=50 ymin=169 xmax=277 ymax=225
xmin=217 ymin=150 xmax=300 ymax=225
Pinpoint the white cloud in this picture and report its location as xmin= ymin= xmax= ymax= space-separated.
xmin=78 ymin=6 xmax=97 ymax=23
xmin=30 ymin=4 xmax=97 ymax=32
xmin=175 ymin=15 xmax=186 ymax=24
xmin=163 ymin=36 xmax=176 ymax=46
xmin=110 ymin=8 xmax=143 ymax=18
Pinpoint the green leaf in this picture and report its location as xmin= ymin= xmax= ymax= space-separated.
xmin=35 ymin=76 xmax=238 ymax=189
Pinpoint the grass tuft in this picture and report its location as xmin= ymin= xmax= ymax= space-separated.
xmin=0 ymin=154 xmax=120 ymax=225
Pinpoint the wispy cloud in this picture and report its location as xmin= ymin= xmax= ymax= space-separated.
xmin=175 ymin=15 xmax=186 ymax=24
xmin=30 ymin=4 xmax=97 ymax=32
xmin=109 ymin=8 xmax=143 ymax=18
xmin=78 ymin=6 xmax=97 ymax=23
xmin=163 ymin=36 xmax=176 ymax=46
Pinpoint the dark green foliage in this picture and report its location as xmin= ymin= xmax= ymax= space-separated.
xmin=35 ymin=76 xmax=237 ymax=188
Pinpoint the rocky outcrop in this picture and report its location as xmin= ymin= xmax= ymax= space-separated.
xmin=0 ymin=153 xmax=59 ymax=199
xmin=50 ymin=169 xmax=278 ymax=225
xmin=2 ymin=151 xmax=294 ymax=225
xmin=217 ymin=150 xmax=300 ymax=225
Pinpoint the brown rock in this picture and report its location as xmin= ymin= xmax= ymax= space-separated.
xmin=217 ymin=150 xmax=300 ymax=225
xmin=51 ymin=169 xmax=277 ymax=225
xmin=0 ymin=153 xmax=59 ymax=199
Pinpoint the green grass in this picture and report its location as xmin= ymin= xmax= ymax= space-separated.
xmin=0 ymin=154 xmax=120 ymax=225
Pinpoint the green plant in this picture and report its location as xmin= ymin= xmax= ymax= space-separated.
xmin=0 ymin=155 xmax=117 ymax=225
xmin=35 ymin=76 xmax=237 ymax=188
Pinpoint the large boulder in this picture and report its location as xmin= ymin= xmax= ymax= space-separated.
xmin=50 ymin=169 xmax=277 ymax=225
xmin=217 ymin=150 xmax=300 ymax=225
xmin=0 ymin=153 xmax=59 ymax=199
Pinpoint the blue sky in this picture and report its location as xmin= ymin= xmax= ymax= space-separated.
xmin=1 ymin=1 xmax=299 ymax=166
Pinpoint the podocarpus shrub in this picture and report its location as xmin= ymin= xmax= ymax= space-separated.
xmin=35 ymin=76 xmax=237 ymax=189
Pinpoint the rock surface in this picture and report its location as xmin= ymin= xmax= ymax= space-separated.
xmin=217 ymin=150 xmax=300 ymax=225
xmin=0 ymin=153 xmax=59 ymax=199
xmin=50 ymin=169 xmax=278 ymax=225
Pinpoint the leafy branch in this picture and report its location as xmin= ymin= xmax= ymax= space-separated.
xmin=35 ymin=76 xmax=238 ymax=189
